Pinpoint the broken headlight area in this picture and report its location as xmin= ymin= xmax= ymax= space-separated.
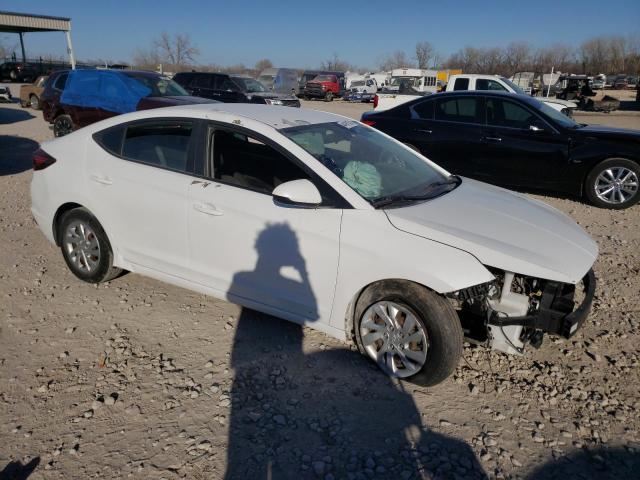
xmin=447 ymin=269 xmax=596 ymax=355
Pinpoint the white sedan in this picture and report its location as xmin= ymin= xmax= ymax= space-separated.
xmin=31 ymin=104 xmax=598 ymax=385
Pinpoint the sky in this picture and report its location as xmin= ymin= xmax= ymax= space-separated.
xmin=2 ymin=0 xmax=639 ymax=69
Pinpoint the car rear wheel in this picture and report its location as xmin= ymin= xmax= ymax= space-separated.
xmin=324 ymin=91 xmax=333 ymax=102
xmin=354 ymin=280 xmax=463 ymax=386
xmin=29 ymin=94 xmax=40 ymax=110
xmin=59 ymin=208 xmax=122 ymax=284
xmin=53 ymin=114 xmax=74 ymax=137
xmin=585 ymin=158 xmax=640 ymax=209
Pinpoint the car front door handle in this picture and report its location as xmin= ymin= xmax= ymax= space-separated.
xmin=90 ymin=174 xmax=113 ymax=185
xmin=413 ymin=128 xmax=433 ymax=134
xmin=193 ymin=202 xmax=224 ymax=216
xmin=482 ymin=136 xmax=502 ymax=142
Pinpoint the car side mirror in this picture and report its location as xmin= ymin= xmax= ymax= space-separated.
xmin=272 ymin=179 xmax=322 ymax=207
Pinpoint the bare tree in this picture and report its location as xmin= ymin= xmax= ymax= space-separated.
xmin=152 ymin=32 xmax=199 ymax=69
xmin=503 ymin=42 xmax=531 ymax=75
xmin=254 ymin=58 xmax=273 ymax=72
xmin=415 ymin=41 xmax=435 ymax=69
xmin=377 ymin=50 xmax=414 ymax=71
xmin=320 ymin=53 xmax=352 ymax=71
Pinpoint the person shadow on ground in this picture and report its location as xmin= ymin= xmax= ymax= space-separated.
xmin=0 ymin=457 xmax=40 ymax=480
xmin=224 ymin=223 xmax=485 ymax=479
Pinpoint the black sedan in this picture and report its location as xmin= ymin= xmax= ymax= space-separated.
xmin=361 ymin=91 xmax=640 ymax=209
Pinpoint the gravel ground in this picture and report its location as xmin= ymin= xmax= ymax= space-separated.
xmin=1 ymin=86 xmax=639 ymax=479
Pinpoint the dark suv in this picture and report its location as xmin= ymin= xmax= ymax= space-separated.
xmin=0 ymin=62 xmax=37 ymax=82
xmin=173 ymin=72 xmax=300 ymax=107
xmin=41 ymin=69 xmax=214 ymax=137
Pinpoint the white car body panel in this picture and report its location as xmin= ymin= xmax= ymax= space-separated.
xmin=386 ymin=178 xmax=598 ymax=284
xmin=31 ymin=103 xmax=597 ymax=344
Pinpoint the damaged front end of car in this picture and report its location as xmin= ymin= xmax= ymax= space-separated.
xmin=447 ymin=269 xmax=596 ymax=355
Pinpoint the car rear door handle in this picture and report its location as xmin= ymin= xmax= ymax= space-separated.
xmin=193 ymin=202 xmax=223 ymax=216
xmin=482 ymin=136 xmax=502 ymax=142
xmin=413 ymin=128 xmax=432 ymax=134
xmin=90 ymin=174 xmax=113 ymax=185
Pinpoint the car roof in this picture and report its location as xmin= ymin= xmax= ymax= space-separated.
xmin=187 ymin=103 xmax=346 ymax=129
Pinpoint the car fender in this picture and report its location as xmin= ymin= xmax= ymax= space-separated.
xmin=329 ymin=209 xmax=494 ymax=334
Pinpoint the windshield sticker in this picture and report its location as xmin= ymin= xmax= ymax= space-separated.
xmin=232 ymin=119 xmax=242 ymax=125
xmin=277 ymin=118 xmax=312 ymax=129
xmin=338 ymin=120 xmax=359 ymax=129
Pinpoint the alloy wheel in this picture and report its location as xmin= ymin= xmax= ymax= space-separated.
xmin=594 ymin=167 xmax=639 ymax=204
xmin=64 ymin=220 xmax=101 ymax=273
xmin=360 ymin=301 xmax=428 ymax=378
xmin=54 ymin=117 xmax=73 ymax=137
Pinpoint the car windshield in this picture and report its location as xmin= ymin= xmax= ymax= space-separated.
xmin=499 ymin=77 xmax=525 ymax=95
xmin=528 ymin=97 xmax=580 ymax=128
xmin=122 ymin=73 xmax=188 ymax=97
xmin=281 ymin=121 xmax=456 ymax=207
xmin=350 ymin=80 xmax=365 ymax=87
xmin=389 ymin=76 xmax=416 ymax=86
xmin=259 ymin=75 xmax=275 ymax=86
xmin=233 ymin=77 xmax=268 ymax=93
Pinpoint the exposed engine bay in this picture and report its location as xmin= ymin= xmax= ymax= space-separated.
xmin=447 ymin=269 xmax=596 ymax=355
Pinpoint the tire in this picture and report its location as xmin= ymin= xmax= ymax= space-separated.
xmin=354 ymin=280 xmax=463 ymax=386
xmin=29 ymin=94 xmax=40 ymax=110
xmin=58 ymin=208 xmax=122 ymax=284
xmin=20 ymin=100 xmax=28 ymax=108
xmin=584 ymin=158 xmax=640 ymax=209
xmin=53 ymin=114 xmax=74 ymax=137
xmin=9 ymin=70 xmax=17 ymax=81
xmin=324 ymin=91 xmax=333 ymax=102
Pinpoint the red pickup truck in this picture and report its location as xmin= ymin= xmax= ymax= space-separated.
xmin=303 ymin=74 xmax=344 ymax=102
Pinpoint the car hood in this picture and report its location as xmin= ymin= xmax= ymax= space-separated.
xmin=385 ymin=178 xmax=598 ymax=284
xmin=541 ymin=98 xmax=577 ymax=108
xmin=571 ymin=124 xmax=640 ymax=141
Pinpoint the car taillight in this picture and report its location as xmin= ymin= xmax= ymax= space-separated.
xmin=361 ymin=119 xmax=376 ymax=126
xmin=33 ymin=148 xmax=56 ymax=170
xmin=373 ymin=94 xmax=378 ymax=108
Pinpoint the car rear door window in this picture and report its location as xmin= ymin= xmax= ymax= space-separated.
xmin=122 ymin=121 xmax=193 ymax=172
xmin=486 ymin=98 xmax=539 ymax=129
xmin=435 ymin=97 xmax=482 ymax=124
xmin=211 ymin=128 xmax=311 ymax=195
xmin=453 ymin=78 xmax=469 ymax=90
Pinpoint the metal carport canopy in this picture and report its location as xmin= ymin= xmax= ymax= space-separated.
xmin=0 ymin=10 xmax=75 ymax=68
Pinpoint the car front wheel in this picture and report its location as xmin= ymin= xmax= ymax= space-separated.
xmin=58 ymin=208 xmax=122 ymax=283
xmin=585 ymin=158 xmax=640 ymax=209
xmin=30 ymin=94 xmax=40 ymax=109
xmin=354 ymin=280 xmax=463 ymax=386
xmin=324 ymin=91 xmax=333 ymax=102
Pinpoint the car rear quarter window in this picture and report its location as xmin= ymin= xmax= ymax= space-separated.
xmin=122 ymin=121 xmax=194 ymax=172
xmin=435 ymin=97 xmax=482 ymax=124
xmin=453 ymin=78 xmax=469 ymax=90
xmin=94 ymin=127 xmax=125 ymax=156
xmin=412 ymin=99 xmax=434 ymax=120
xmin=54 ymin=73 xmax=68 ymax=91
